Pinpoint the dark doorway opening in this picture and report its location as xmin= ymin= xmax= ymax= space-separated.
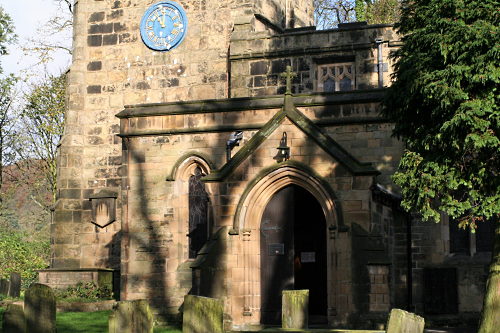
xmin=260 ymin=185 xmax=327 ymax=325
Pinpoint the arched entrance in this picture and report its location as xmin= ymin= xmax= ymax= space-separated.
xmin=260 ymin=184 xmax=327 ymax=324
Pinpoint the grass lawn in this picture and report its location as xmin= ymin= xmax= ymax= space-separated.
xmin=57 ymin=310 xmax=111 ymax=333
xmin=0 ymin=307 xmax=181 ymax=333
xmin=0 ymin=307 xmax=4 ymax=329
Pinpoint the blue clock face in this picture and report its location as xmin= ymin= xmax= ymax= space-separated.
xmin=140 ymin=1 xmax=188 ymax=51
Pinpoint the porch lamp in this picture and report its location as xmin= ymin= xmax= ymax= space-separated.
xmin=276 ymin=132 xmax=290 ymax=161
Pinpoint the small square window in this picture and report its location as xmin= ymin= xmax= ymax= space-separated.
xmin=317 ymin=63 xmax=355 ymax=92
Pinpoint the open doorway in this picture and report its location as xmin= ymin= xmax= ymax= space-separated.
xmin=260 ymin=185 xmax=327 ymax=324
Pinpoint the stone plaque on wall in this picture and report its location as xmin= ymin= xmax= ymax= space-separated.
xmin=89 ymin=190 xmax=118 ymax=228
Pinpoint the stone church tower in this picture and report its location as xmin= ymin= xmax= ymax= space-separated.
xmin=40 ymin=0 xmax=491 ymax=330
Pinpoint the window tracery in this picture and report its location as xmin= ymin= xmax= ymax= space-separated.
xmin=317 ymin=62 xmax=355 ymax=92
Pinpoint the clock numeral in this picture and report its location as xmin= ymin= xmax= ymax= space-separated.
xmin=172 ymin=15 xmax=179 ymax=21
xmin=171 ymin=29 xmax=179 ymax=36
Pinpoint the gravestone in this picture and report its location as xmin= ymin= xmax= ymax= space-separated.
xmin=282 ymin=289 xmax=309 ymax=329
xmin=182 ymin=295 xmax=224 ymax=333
xmin=0 ymin=278 xmax=9 ymax=295
xmin=8 ymin=272 xmax=21 ymax=298
xmin=2 ymin=303 xmax=26 ymax=333
xmin=386 ymin=308 xmax=425 ymax=333
xmin=24 ymin=283 xmax=56 ymax=333
xmin=108 ymin=300 xmax=153 ymax=333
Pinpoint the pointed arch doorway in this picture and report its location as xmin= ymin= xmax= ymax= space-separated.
xmin=260 ymin=184 xmax=327 ymax=324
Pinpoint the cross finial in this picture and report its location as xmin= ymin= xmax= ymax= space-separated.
xmin=281 ymin=66 xmax=296 ymax=95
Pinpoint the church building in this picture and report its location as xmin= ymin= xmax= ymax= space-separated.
xmin=40 ymin=0 xmax=491 ymax=329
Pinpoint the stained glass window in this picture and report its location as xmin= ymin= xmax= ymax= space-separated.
xmin=188 ymin=167 xmax=209 ymax=259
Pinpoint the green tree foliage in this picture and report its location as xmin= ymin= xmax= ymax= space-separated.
xmin=0 ymin=6 xmax=15 ymax=62
xmin=383 ymin=1 xmax=499 ymax=331
xmin=383 ymin=0 xmax=499 ymax=226
xmin=365 ymin=0 xmax=400 ymax=24
xmin=0 ymin=229 xmax=50 ymax=289
xmin=55 ymin=282 xmax=113 ymax=301
xmin=0 ymin=75 xmax=18 ymax=188
xmin=314 ymin=0 xmax=400 ymax=29
xmin=21 ymin=73 xmax=66 ymax=205
xmin=0 ymin=6 xmax=17 ymax=194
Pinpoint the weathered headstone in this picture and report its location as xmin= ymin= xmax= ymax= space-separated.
xmin=386 ymin=308 xmax=425 ymax=333
xmin=2 ymin=303 xmax=26 ymax=333
xmin=282 ymin=289 xmax=309 ymax=329
xmin=24 ymin=283 xmax=56 ymax=333
xmin=0 ymin=278 xmax=9 ymax=295
xmin=182 ymin=295 xmax=224 ymax=333
xmin=8 ymin=272 xmax=21 ymax=298
xmin=108 ymin=300 xmax=153 ymax=333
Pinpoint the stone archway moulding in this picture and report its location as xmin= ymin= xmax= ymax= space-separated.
xmin=170 ymin=154 xmax=217 ymax=261
xmin=231 ymin=165 xmax=339 ymax=323
xmin=167 ymin=152 xmax=215 ymax=181
xmin=235 ymin=166 xmax=338 ymax=232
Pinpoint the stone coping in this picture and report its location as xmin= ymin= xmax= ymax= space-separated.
xmin=233 ymin=22 xmax=393 ymax=41
xmin=118 ymin=117 xmax=388 ymax=139
xmin=117 ymin=90 xmax=386 ymax=118
xmin=37 ymin=268 xmax=116 ymax=273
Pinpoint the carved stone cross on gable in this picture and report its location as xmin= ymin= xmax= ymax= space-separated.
xmin=281 ymin=65 xmax=297 ymax=94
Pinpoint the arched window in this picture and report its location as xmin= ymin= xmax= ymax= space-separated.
xmin=188 ymin=166 xmax=209 ymax=258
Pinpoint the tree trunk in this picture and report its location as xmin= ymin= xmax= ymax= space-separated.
xmin=478 ymin=221 xmax=500 ymax=333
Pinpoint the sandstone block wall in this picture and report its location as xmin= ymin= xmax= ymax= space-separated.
xmin=38 ymin=269 xmax=114 ymax=290
xmin=230 ymin=25 xmax=398 ymax=98
xmin=53 ymin=0 xmax=314 ymax=269
xmin=116 ymin=87 xmax=402 ymax=325
xmin=50 ymin=0 xmax=489 ymax=328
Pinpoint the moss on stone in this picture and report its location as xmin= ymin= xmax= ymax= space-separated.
xmin=282 ymin=290 xmax=309 ymax=329
xmin=182 ymin=295 xmax=223 ymax=333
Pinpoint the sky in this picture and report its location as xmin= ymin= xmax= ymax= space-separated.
xmin=0 ymin=0 xmax=72 ymax=79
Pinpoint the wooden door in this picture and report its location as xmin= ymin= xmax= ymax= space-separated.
xmin=260 ymin=185 xmax=327 ymax=324
xmin=293 ymin=186 xmax=327 ymax=321
xmin=260 ymin=186 xmax=294 ymax=324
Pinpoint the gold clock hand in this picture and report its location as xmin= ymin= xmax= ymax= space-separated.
xmin=157 ymin=15 xmax=166 ymax=28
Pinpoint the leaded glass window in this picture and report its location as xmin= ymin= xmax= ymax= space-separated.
xmin=449 ymin=218 xmax=494 ymax=255
xmin=317 ymin=63 xmax=355 ymax=92
xmin=188 ymin=167 xmax=209 ymax=259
